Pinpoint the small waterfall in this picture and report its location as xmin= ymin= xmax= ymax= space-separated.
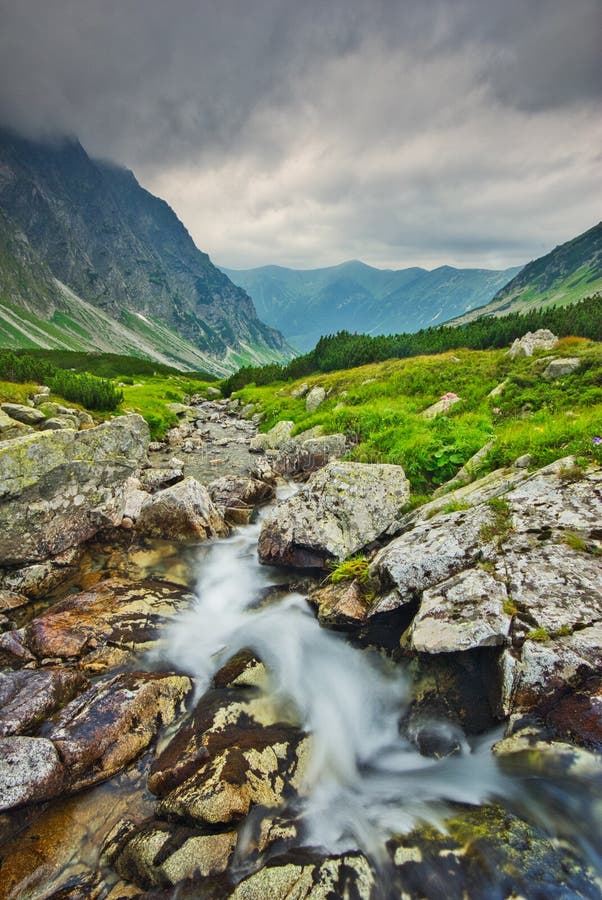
xmin=165 ymin=495 xmax=510 ymax=857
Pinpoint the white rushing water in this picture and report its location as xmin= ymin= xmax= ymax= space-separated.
xmin=165 ymin=491 xmax=511 ymax=858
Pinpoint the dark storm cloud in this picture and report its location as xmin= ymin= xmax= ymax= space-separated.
xmin=0 ymin=0 xmax=600 ymax=268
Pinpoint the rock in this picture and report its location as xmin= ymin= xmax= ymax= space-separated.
xmin=308 ymin=581 xmax=370 ymax=627
xmin=0 ymin=668 xmax=88 ymax=736
xmin=0 ymin=578 xmax=193 ymax=670
xmin=48 ymin=671 xmax=191 ymax=792
xmin=139 ymin=467 xmax=184 ymax=492
xmin=136 ymin=477 xmax=228 ymax=542
xmin=408 ymin=467 xmax=528 ymax=527
xmin=208 ymin=475 xmax=274 ymax=525
xmin=0 ymin=414 xmax=150 ymax=565
xmin=0 ymin=589 xmax=29 ymax=614
xmin=0 ymin=402 xmax=45 ymax=425
xmin=507 ymin=328 xmax=558 ymax=358
xmin=258 ymin=461 xmax=410 ymax=569
xmin=31 ymin=386 xmax=51 ymax=404
xmin=249 ymin=420 xmax=295 ymax=453
xmin=487 ymin=380 xmax=507 ymax=398
xmin=228 ymin=851 xmax=376 ymax=900
xmin=409 ymin=568 xmax=512 ymax=653
xmin=0 ymin=409 xmax=35 ymax=440
xmin=111 ymin=819 xmax=237 ymax=889
xmin=513 ymin=453 xmax=532 ymax=468
xmin=122 ymin=476 xmax=150 ymax=522
xmin=368 ymin=505 xmax=494 ymax=615
xmin=0 ymin=547 xmax=82 ymax=600
xmin=420 ymin=392 xmax=461 ymax=419
xmin=206 ymin=386 xmax=221 ymax=397
xmin=543 ymin=357 xmax=581 ymax=379
xmin=0 ymin=736 xmax=67 ymax=811
xmin=433 ymin=441 xmax=494 ymax=495
xmin=148 ymin=441 xmax=165 ymax=452
xmin=305 ymin=385 xmax=326 ymax=412
xmin=274 ymin=433 xmax=347 ymax=477
xmin=291 ymin=383 xmax=309 ymax=399
xmin=39 ymin=416 xmax=79 ymax=431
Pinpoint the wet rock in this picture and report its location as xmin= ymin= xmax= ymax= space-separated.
xmin=388 ymin=803 xmax=599 ymax=900
xmin=249 ymin=420 xmax=295 ymax=453
xmin=0 ymin=414 xmax=149 ymax=565
xmin=139 ymin=468 xmax=184 ymax=492
xmin=228 ymin=850 xmax=376 ymax=900
xmin=368 ymin=505 xmax=493 ymax=615
xmin=507 ymin=329 xmax=558 ymax=358
xmin=0 ymin=736 xmax=67 ymax=811
xmin=0 ymin=588 xmax=29 ymax=614
xmin=110 ymin=819 xmax=237 ymax=889
xmin=409 ymin=568 xmax=512 ymax=654
xmin=308 ymin=581 xmax=370 ymax=627
xmin=545 ymin=676 xmax=602 ymax=750
xmin=0 ymin=667 xmax=88 ymax=736
xmin=0 ymin=578 xmax=193 ymax=670
xmin=0 ymin=402 xmax=45 ymax=425
xmin=136 ymin=477 xmax=228 ymax=542
xmin=258 ymin=461 xmax=410 ymax=569
xmin=0 ymin=546 xmax=82 ymax=600
xmin=305 ymin=386 xmax=326 ymax=412
xmin=208 ymin=475 xmax=275 ymax=525
xmin=0 ymin=408 xmax=34 ymax=440
xmin=405 ymin=714 xmax=466 ymax=759
xmin=49 ymin=671 xmax=191 ymax=792
xmin=543 ymin=356 xmax=581 ymax=379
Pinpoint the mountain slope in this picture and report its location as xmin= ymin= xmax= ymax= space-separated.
xmin=220 ymin=259 xmax=521 ymax=351
xmin=452 ymin=222 xmax=602 ymax=324
xmin=0 ymin=128 xmax=290 ymax=371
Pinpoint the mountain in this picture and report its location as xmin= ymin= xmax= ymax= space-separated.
xmin=451 ymin=222 xmax=602 ymax=325
xmin=220 ymin=259 xmax=522 ymax=351
xmin=0 ymin=128 xmax=290 ymax=374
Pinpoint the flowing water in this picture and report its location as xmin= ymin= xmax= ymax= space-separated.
xmin=163 ymin=486 xmax=602 ymax=880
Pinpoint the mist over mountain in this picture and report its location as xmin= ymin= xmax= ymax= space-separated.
xmin=221 ymin=259 xmax=522 ymax=351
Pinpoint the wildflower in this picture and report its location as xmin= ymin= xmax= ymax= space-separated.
xmin=593 ymin=436 xmax=602 ymax=445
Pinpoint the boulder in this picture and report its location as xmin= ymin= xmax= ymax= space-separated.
xmin=208 ymin=475 xmax=275 ymax=525
xmin=308 ymin=580 xmax=370 ymax=627
xmin=420 ymin=392 xmax=461 ymax=419
xmin=409 ymin=568 xmax=512 ymax=653
xmin=48 ymin=671 xmax=191 ymax=792
xmin=0 ymin=736 xmax=67 ymax=811
xmin=0 ymin=414 xmax=150 ymax=565
xmin=305 ymin=385 xmax=326 ymax=412
xmin=258 ymin=461 xmax=410 ymax=568
xmin=0 ymin=409 xmax=34 ymax=440
xmin=506 ymin=329 xmax=558 ymax=358
xmin=136 ymin=477 xmax=228 ymax=542
xmin=0 ymin=668 xmax=88 ymax=736
xmin=0 ymin=402 xmax=45 ymax=425
xmin=543 ymin=357 xmax=581 ymax=379
xmin=38 ymin=416 xmax=79 ymax=431
xmin=139 ymin=467 xmax=184 ymax=492
xmin=0 ymin=578 xmax=193 ymax=671
xmin=291 ymin=382 xmax=309 ymax=399
xmin=229 ymin=851 xmax=376 ymax=900
xmin=249 ymin=420 xmax=295 ymax=453
xmin=274 ymin=433 xmax=347 ymax=477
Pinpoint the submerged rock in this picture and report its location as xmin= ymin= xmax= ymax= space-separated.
xmin=258 ymin=461 xmax=410 ymax=568
xmin=0 ymin=414 xmax=149 ymax=565
xmin=228 ymin=850 xmax=376 ymax=900
xmin=0 ymin=667 xmax=88 ymax=736
xmin=0 ymin=736 xmax=67 ymax=811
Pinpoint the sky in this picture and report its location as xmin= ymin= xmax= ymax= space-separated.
xmin=0 ymin=0 xmax=600 ymax=271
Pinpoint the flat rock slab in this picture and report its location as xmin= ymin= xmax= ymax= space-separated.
xmin=410 ymin=568 xmax=511 ymax=653
xmin=0 ymin=577 xmax=194 ymax=671
xmin=48 ymin=671 xmax=191 ymax=792
xmin=258 ymin=461 xmax=410 ymax=569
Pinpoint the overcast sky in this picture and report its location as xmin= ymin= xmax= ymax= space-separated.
xmin=0 ymin=0 xmax=600 ymax=270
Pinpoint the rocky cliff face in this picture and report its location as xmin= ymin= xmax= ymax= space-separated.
xmin=0 ymin=128 xmax=288 ymax=366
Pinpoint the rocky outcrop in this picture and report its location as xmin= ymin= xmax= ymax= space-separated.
xmin=507 ymin=329 xmax=558 ymax=358
xmin=258 ymin=461 xmax=410 ymax=568
xmin=0 ymin=414 xmax=149 ymax=565
xmin=136 ymin=477 xmax=228 ymax=542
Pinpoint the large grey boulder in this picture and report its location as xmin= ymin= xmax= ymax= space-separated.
xmin=506 ymin=329 xmax=558 ymax=358
xmin=0 ymin=403 xmax=45 ymax=426
xmin=274 ymin=433 xmax=347 ymax=477
xmin=0 ymin=415 xmax=149 ymax=565
xmin=249 ymin=420 xmax=295 ymax=453
xmin=543 ymin=357 xmax=581 ymax=379
xmin=305 ymin=386 xmax=326 ymax=412
xmin=136 ymin=476 xmax=228 ymax=541
xmin=258 ymin=461 xmax=410 ymax=568
xmin=0 ymin=409 xmax=34 ymax=441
